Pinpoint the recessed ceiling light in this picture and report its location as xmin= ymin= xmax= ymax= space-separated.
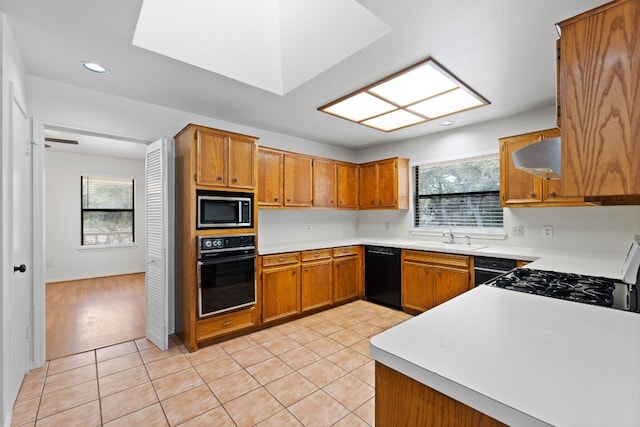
xmin=440 ymin=121 xmax=454 ymax=127
xmin=318 ymin=57 xmax=489 ymax=132
xmin=81 ymin=61 xmax=109 ymax=74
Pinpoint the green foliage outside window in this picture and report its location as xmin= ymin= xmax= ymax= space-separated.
xmin=81 ymin=176 xmax=135 ymax=245
xmin=414 ymin=156 xmax=503 ymax=229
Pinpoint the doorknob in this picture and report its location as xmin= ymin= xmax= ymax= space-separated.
xmin=14 ymin=264 xmax=26 ymax=273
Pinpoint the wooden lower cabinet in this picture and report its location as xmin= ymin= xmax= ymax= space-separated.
xmin=333 ymin=246 xmax=361 ymax=303
xmin=196 ymin=307 xmax=259 ymax=344
xmin=375 ymin=362 xmax=507 ymax=427
xmin=402 ymin=250 xmax=471 ymax=314
xmin=301 ymin=249 xmax=333 ymax=312
xmin=261 ymin=253 xmax=301 ymax=324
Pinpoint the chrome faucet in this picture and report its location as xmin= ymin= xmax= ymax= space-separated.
xmin=443 ymin=229 xmax=455 ymax=244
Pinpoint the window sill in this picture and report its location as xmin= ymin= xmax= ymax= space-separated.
xmin=78 ymin=243 xmax=138 ymax=251
xmin=410 ymin=228 xmax=507 ymax=240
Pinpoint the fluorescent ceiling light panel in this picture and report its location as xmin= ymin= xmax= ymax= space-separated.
xmin=133 ymin=0 xmax=390 ymax=95
xmin=362 ymin=110 xmax=426 ymax=132
xmin=369 ymin=62 xmax=457 ymax=105
xmin=323 ymin=93 xmax=397 ymax=122
xmin=408 ymin=88 xmax=485 ymax=118
xmin=318 ymin=57 xmax=489 ymax=132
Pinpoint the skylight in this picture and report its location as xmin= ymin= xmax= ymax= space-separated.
xmin=132 ymin=0 xmax=390 ymax=95
xmin=318 ymin=57 xmax=490 ymax=132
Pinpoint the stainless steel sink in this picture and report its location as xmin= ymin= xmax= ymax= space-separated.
xmin=413 ymin=242 xmax=488 ymax=251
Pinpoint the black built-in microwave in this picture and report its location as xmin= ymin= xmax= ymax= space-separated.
xmin=197 ymin=191 xmax=252 ymax=229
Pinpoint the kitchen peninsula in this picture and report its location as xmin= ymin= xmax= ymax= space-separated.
xmin=370 ymin=276 xmax=640 ymax=427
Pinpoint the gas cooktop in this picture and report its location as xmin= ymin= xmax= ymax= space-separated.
xmin=487 ymin=268 xmax=637 ymax=312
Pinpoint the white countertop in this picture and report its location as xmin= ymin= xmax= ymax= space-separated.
xmin=258 ymin=237 xmax=625 ymax=280
xmin=370 ymin=286 xmax=640 ymax=427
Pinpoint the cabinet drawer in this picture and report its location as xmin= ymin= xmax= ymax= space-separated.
xmin=261 ymin=252 xmax=300 ymax=267
xmin=333 ymin=246 xmax=359 ymax=257
xmin=403 ymin=250 xmax=469 ymax=268
xmin=301 ymin=248 xmax=332 ymax=262
xmin=196 ymin=308 xmax=257 ymax=342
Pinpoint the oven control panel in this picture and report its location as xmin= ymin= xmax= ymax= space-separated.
xmin=198 ymin=234 xmax=255 ymax=256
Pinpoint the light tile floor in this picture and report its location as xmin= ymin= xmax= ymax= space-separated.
xmin=11 ymin=300 xmax=412 ymax=426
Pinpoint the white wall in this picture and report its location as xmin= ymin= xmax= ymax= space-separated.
xmin=258 ymin=209 xmax=358 ymax=245
xmin=44 ymin=150 xmax=146 ymax=282
xmin=356 ymin=105 xmax=640 ymax=255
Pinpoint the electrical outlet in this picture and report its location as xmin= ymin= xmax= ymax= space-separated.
xmin=512 ymin=225 xmax=524 ymax=236
xmin=542 ymin=225 xmax=553 ymax=238
xmin=306 ymin=224 xmax=312 ymax=232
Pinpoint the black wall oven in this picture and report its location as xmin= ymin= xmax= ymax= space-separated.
xmin=196 ymin=235 xmax=256 ymax=318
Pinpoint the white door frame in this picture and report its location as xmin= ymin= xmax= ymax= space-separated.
xmin=31 ymin=118 xmax=45 ymax=367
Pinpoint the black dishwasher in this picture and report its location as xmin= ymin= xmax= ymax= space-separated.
xmin=365 ymin=246 xmax=401 ymax=309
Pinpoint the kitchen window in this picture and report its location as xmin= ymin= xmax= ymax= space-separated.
xmin=414 ymin=155 xmax=502 ymax=229
xmin=81 ymin=175 xmax=135 ymax=246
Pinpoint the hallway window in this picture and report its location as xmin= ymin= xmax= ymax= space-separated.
xmin=414 ymin=155 xmax=502 ymax=229
xmin=81 ymin=175 xmax=135 ymax=245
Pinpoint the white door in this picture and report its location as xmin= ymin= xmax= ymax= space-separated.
xmin=145 ymin=138 xmax=174 ymax=351
xmin=8 ymin=84 xmax=31 ymax=404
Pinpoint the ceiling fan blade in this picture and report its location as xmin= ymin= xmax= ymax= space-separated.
xmin=45 ymin=137 xmax=79 ymax=145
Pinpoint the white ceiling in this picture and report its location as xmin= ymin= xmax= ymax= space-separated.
xmin=0 ymin=0 xmax=608 ymax=150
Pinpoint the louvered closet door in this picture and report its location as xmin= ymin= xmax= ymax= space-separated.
xmin=145 ymin=138 xmax=175 ymax=351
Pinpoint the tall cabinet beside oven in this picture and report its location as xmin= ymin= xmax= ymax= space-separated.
xmin=174 ymin=124 xmax=260 ymax=352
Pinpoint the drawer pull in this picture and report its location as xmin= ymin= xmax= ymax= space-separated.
xmin=277 ymin=258 xmax=285 ymax=262
xmin=223 ymin=321 xmax=233 ymax=327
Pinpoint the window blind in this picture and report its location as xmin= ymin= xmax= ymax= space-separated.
xmin=414 ymin=156 xmax=503 ymax=229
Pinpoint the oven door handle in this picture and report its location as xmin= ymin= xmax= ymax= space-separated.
xmin=198 ymin=253 xmax=257 ymax=265
xmin=475 ymin=266 xmax=512 ymax=274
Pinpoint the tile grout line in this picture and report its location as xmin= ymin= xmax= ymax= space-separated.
xmin=24 ymin=302 xmax=405 ymax=426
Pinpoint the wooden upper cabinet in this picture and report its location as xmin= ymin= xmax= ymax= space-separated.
xmin=228 ymin=134 xmax=257 ymax=189
xmin=283 ymin=153 xmax=313 ymax=207
xmin=312 ymin=159 xmax=337 ymax=208
xmin=359 ymin=162 xmax=378 ymax=209
xmin=500 ymin=128 xmax=585 ymax=207
xmin=195 ymin=126 xmax=257 ymax=189
xmin=558 ymin=0 xmax=640 ymax=197
xmin=336 ymin=162 xmax=358 ymax=209
xmin=376 ymin=159 xmax=400 ymax=208
xmin=258 ymin=148 xmax=283 ymax=206
xmin=359 ymin=157 xmax=409 ymax=210
xmin=196 ymin=129 xmax=227 ymax=187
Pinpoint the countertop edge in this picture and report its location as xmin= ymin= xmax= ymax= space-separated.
xmin=369 ymin=342 xmax=552 ymax=427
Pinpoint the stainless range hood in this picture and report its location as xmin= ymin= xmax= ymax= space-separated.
xmin=511 ymin=137 xmax=561 ymax=180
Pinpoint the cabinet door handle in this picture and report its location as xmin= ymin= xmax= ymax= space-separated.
xmin=232 ymin=177 xmax=238 ymax=183
xmin=217 ymin=176 xmax=223 ymax=181
xmin=424 ymin=268 xmax=429 ymax=273
xmin=529 ymin=192 xmax=536 ymax=198
xmin=274 ymin=198 xmax=279 ymax=202
xmin=549 ymin=191 xmax=556 ymax=197
xmin=287 ymin=198 xmax=292 ymax=202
